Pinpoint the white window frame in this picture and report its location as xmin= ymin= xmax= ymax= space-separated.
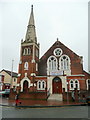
xmin=47 ymin=56 xmax=57 ymax=71
xmin=24 ymin=62 xmax=28 ymax=70
xmin=53 ymin=48 xmax=63 ymax=57
xmin=69 ymin=79 xmax=80 ymax=90
xmin=86 ymin=79 xmax=90 ymax=90
xmin=59 ymin=54 xmax=70 ymax=70
xmin=37 ymin=80 xmax=46 ymax=90
xmin=23 ymin=48 xmax=31 ymax=55
xmin=13 ymin=78 xmax=16 ymax=82
xmin=69 ymin=79 xmax=74 ymax=90
xmin=41 ymin=80 xmax=46 ymax=90
xmin=74 ymin=79 xmax=80 ymax=90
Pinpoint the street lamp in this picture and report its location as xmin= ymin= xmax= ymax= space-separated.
xmin=10 ymin=59 xmax=14 ymax=89
xmin=67 ymin=82 xmax=69 ymax=103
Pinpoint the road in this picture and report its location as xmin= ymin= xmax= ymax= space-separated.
xmin=1 ymin=106 xmax=90 ymax=118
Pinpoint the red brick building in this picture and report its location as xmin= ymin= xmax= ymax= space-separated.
xmin=11 ymin=5 xmax=90 ymax=101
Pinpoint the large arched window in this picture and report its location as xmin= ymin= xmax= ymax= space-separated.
xmin=59 ymin=55 xmax=70 ymax=70
xmin=47 ymin=56 xmax=57 ymax=71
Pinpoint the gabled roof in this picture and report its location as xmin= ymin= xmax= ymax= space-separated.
xmin=0 ymin=69 xmax=18 ymax=78
xmin=40 ymin=40 xmax=80 ymax=61
xmin=83 ymin=70 xmax=90 ymax=78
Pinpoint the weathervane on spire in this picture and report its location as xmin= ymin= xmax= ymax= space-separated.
xmin=31 ymin=5 xmax=33 ymax=11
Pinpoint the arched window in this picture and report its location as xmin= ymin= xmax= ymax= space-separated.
xmin=38 ymin=81 xmax=41 ymax=89
xmin=69 ymin=80 xmax=74 ymax=90
xmin=75 ymin=79 xmax=79 ymax=90
xmin=42 ymin=80 xmax=46 ymax=90
xmin=69 ymin=79 xmax=80 ymax=90
xmin=37 ymin=80 xmax=42 ymax=90
xmin=28 ymin=48 xmax=31 ymax=55
xmin=23 ymin=48 xmax=31 ymax=55
xmin=37 ymin=80 xmax=46 ymax=90
xmin=25 ymin=48 xmax=27 ymax=55
xmin=47 ymin=56 xmax=57 ymax=71
xmin=24 ymin=62 xmax=28 ymax=70
xmin=59 ymin=55 xmax=70 ymax=70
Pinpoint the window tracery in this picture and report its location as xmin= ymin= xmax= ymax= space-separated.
xmin=59 ymin=55 xmax=70 ymax=70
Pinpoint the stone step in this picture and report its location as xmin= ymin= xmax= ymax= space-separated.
xmin=48 ymin=94 xmax=63 ymax=101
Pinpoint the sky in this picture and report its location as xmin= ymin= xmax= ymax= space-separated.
xmin=0 ymin=0 xmax=89 ymax=73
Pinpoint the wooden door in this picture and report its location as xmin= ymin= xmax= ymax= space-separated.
xmin=23 ymin=80 xmax=28 ymax=92
xmin=53 ymin=77 xmax=62 ymax=94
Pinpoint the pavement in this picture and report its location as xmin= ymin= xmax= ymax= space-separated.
xmin=0 ymin=97 xmax=87 ymax=108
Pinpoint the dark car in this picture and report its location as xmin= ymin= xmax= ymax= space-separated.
xmin=86 ymin=96 xmax=90 ymax=105
xmin=0 ymin=89 xmax=10 ymax=97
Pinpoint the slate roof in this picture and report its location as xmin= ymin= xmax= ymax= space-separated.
xmin=1 ymin=69 xmax=18 ymax=77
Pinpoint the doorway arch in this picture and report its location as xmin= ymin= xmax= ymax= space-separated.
xmin=23 ymin=80 xmax=28 ymax=92
xmin=52 ymin=77 xmax=62 ymax=94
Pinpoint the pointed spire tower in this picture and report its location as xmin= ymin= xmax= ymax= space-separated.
xmin=18 ymin=5 xmax=40 ymax=89
xmin=25 ymin=5 xmax=37 ymax=43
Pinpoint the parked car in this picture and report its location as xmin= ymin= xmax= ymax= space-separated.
xmin=86 ymin=96 xmax=90 ymax=105
xmin=0 ymin=89 xmax=10 ymax=97
xmin=0 ymin=91 xmax=6 ymax=97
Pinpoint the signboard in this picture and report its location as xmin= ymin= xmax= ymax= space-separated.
xmin=50 ymin=70 xmax=63 ymax=76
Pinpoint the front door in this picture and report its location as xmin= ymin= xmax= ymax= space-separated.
xmin=23 ymin=80 xmax=28 ymax=92
xmin=53 ymin=77 xmax=62 ymax=94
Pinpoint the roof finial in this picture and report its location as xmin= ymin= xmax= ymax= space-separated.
xmin=57 ymin=38 xmax=59 ymax=41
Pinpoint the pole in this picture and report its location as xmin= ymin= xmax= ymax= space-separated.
xmin=67 ymin=82 xmax=69 ymax=103
xmin=11 ymin=60 xmax=14 ymax=88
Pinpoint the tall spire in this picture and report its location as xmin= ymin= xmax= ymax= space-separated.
xmin=28 ymin=5 xmax=35 ymax=26
xmin=25 ymin=5 xmax=37 ymax=43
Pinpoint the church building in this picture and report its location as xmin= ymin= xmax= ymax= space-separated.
xmin=10 ymin=5 xmax=90 ymax=101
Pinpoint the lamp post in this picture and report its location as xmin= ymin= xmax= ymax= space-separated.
xmin=67 ymin=82 xmax=69 ymax=103
xmin=11 ymin=59 xmax=14 ymax=89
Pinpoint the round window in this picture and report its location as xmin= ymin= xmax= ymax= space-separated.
xmin=54 ymin=48 xmax=62 ymax=57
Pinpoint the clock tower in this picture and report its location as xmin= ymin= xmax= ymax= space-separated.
xmin=17 ymin=5 xmax=39 ymax=92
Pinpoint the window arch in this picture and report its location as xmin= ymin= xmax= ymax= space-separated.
xmin=38 ymin=81 xmax=41 ymax=89
xmin=69 ymin=80 xmax=74 ymax=90
xmin=24 ymin=62 xmax=28 ymax=70
xmin=75 ymin=79 xmax=79 ymax=90
xmin=24 ymin=48 xmax=27 ymax=55
xmin=69 ymin=79 xmax=80 ymax=90
xmin=59 ymin=55 xmax=70 ymax=70
xmin=37 ymin=80 xmax=46 ymax=90
xmin=42 ymin=80 xmax=46 ymax=90
xmin=47 ymin=56 xmax=57 ymax=71
xmin=23 ymin=48 xmax=31 ymax=55
xmin=28 ymin=48 xmax=31 ymax=55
